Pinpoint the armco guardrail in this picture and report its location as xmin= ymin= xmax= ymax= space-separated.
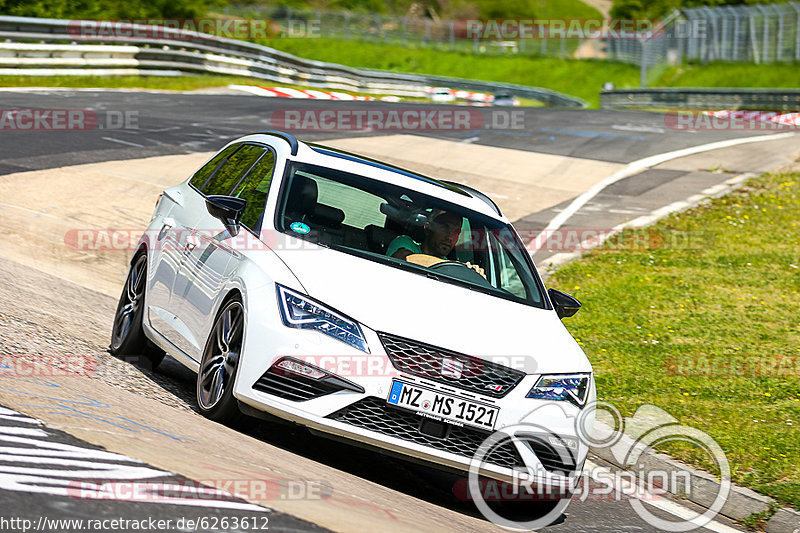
xmin=0 ymin=16 xmax=586 ymax=107
xmin=601 ymin=88 xmax=800 ymax=111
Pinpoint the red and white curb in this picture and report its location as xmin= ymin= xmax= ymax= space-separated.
xmin=228 ymin=85 xmax=374 ymax=100
xmin=704 ymin=110 xmax=800 ymax=127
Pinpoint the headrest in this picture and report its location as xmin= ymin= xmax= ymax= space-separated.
xmin=287 ymin=175 xmax=318 ymax=213
xmin=312 ymin=204 xmax=345 ymax=226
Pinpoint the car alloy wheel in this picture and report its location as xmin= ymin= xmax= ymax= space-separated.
xmin=197 ymin=297 xmax=245 ymax=424
xmin=110 ymin=253 xmax=164 ymax=368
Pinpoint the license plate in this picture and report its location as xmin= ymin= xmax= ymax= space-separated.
xmin=387 ymin=381 xmax=499 ymax=430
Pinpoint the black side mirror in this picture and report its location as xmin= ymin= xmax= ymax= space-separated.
xmin=548 ymin=288 xmax=581 ymax=319
xmin=206 ymin=195 xmax=247 ymax=237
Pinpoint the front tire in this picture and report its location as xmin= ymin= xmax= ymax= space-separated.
xmin=196 ymin=297 xmax=245 ymax=425
xmin=110 ymin=252 xmax=165 ymax=369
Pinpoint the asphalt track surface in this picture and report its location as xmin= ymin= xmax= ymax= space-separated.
xmin=1 ymin=88 xmax=797 ymax=532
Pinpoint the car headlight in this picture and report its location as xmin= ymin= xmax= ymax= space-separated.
xmin=526 ymin=374 xmax=590 ymax=407
xmin=276 ymin=285 xmax=369 ymax=353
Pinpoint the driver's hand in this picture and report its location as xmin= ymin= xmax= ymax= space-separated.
xmin=466 ymin=262 xmax=486 ymax=279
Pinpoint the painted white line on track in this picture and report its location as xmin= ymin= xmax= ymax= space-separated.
xmin=584 ymin=460 xmax=742 ymax=533
xmin=0 ymin=415 xmax=42 ymax=424
xmin=102 ymin=137 xmax=144 ymax=148
xmin=0 ymin=202 xmax=71 ymax=222
xmin=0 ymin=426 xmax=48 ymax=437
xmin=530 ymin=132 xmax=795 ymax=252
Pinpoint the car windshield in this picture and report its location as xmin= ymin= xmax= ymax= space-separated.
xmin=275 ymin=161 xmax=545 ymax=307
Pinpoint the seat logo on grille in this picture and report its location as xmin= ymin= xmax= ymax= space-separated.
xmin=441 ymin=358 xmax=464 ymax=379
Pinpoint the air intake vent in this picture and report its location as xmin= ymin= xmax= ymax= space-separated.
xmin=254 ymin=358 xmax=364 ymax=402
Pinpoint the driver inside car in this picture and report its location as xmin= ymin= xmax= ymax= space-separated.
xmin=386 ymin=210 xmax=485 ymax=278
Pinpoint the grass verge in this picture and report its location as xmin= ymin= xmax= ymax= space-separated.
xmin=547 ymin=171 xmax=800 ymax=508
xmin=257 ymin=38 xmax=639 ymax=107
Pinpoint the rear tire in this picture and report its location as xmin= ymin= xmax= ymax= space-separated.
xmin=196 ymin=297 xmax=245 ymax=425
xmin=110 ymin=252 xmax=165 ymax=369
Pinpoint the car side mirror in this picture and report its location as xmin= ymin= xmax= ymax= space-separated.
xmin=548 ymin=288 xmax=581 ymax=319
xmin=206 ymin=195 xmax=247 ymax=237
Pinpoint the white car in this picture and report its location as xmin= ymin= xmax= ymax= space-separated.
xmin=110 ymin=131 xmax=594 ymax=508
xmin=430 ymin=87 xmax=456 ymax=103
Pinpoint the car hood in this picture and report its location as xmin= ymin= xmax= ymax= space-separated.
xmin=274 ymin=242 xmax=591 ymax=375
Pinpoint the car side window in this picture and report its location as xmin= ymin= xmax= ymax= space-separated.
xmin=202 ymin=144 xmax=265 ymax=197
xmin=189 ymin=144 xmax=240 ymax=191
xmin=232 ymin=150 xmax=276 ymax=229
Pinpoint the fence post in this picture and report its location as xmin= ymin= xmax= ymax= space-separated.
xmin=756 ymin=4 xmax=770 ymax=62
xmin=776 ymin=6 xmax=784 ymax=61
xmin=640 ymin=38 xmax=647 ymax=87
xmin=793 ymin=2 xmax=800 ymax=61
xmin=749 ymin=11 xmax=760 ymax=63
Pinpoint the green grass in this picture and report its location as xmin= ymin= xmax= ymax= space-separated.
xmin=655 ymin=62 xmax=800 ymax=89
xmin=258 ymin=38 xmax=640 ymax=107
xmin=528 ymin=0 xmax=603 ymax=19
xmin=548 ymin=172 xmax=800 ymax=508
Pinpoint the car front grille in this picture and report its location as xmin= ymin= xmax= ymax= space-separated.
xmin=327 ymin=397 xmax=524 ymax=470
xmin=378 ymin=332 xmax=525 ymax=398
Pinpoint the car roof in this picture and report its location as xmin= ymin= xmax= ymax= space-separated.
xmin=241 ymin=131 xmax=506 ymax=221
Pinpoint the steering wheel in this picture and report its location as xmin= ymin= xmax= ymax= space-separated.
xmin=428 ymin=260 xmax=493 ymax=287
xmin=429 ymin=260 xmax=467 ymax=270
